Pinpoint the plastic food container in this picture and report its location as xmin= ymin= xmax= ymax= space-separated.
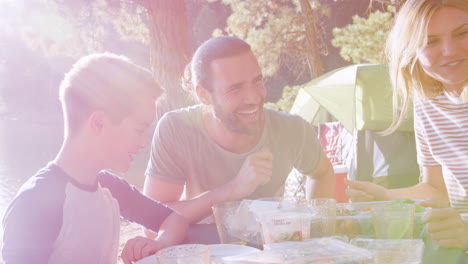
xmin=223 ymin=237 xmax=374 ymax=264
xmin=336 ymin=201 xmax=391 ymax=238
xmin=350 ymin=238 xmax=424 ymax=264
xmin=212 ymin=200 xmax=263 ymax=247
xmin=257 ymin=210 xmax=312 ymax=245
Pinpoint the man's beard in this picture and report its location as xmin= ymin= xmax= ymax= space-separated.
xmin=213 ymin=103 xmax=264 ymax=136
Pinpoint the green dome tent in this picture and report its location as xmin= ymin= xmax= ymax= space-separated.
xmin=291 ymin=64 xmax=420 ymax=189
xmin=291 ymin=64 xmax=413 ymax=133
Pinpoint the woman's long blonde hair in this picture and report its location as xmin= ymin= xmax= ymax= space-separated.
xmin=384 ymin=0 xmax=468 ymax=135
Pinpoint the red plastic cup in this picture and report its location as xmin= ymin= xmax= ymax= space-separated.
xmin=333 ymin=164 xmax=348 ymax=203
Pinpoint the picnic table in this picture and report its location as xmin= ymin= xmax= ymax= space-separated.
xmin=180 ymin=199 xmax=468 ymax=264
xmin=183 ymin=223 xmax=220 ymax=245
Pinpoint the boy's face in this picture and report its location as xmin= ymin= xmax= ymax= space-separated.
xmin=101 ymin=98 xmax=156 ymax=172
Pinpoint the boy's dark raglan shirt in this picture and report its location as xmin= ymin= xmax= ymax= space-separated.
xmin=2 ymin=163 xmax=173 ymax=264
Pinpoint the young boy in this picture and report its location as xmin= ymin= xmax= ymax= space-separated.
xmin=1 ymin=53 xmax=188 ymax=264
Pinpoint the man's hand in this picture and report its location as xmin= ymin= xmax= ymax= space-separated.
xmin=121 ymin=236 xmax=167 ymax=264
xmin=229 ymin=147 xmax=273 ymax=199
xmin=344 ymin=179 xmax=389 ymax=202
xmin=421 ymin=199 xmax=468 ymax=249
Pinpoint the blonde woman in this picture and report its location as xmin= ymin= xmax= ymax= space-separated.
xmin=345 ymin=0 xmax=468 ymax=250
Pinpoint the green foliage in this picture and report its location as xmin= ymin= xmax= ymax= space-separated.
xmin=213 ymin=0 xmax=302 ymax=77
xmin=331 ymin=10 xmax=393 ymax=64
xmin=213 ymin=0 xmax=328 ymax=78
xmin=265 ymin=85 xmax=301 ymax=112
xmin=267 ymin=7 xmax=397 ymax=113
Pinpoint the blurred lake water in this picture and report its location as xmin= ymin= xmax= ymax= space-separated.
xmin=0 ymin=117 xmax=149 ymax=229
xmin=0 ymin=117 xmax=62 ymax=221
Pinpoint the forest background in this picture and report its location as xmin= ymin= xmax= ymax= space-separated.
xmin=0 ymin=0 xmax=400 ymax=121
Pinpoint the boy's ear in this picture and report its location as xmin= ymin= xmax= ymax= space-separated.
xmin=195 ymin=85 xmax=212 ymax=105
xmin=88 ymin=111 xmax=106 ymax=135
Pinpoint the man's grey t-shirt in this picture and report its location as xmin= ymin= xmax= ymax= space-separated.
xmin=145 ymin=105 xmax=322 ymax=200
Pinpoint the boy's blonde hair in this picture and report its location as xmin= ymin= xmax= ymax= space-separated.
xmin=385 ymin=0 xmax=468 ymax=134
xmin=59 ymin=53 xmax=160 ymax=135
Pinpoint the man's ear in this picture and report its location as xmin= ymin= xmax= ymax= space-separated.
xmin=195 ymin=85 xmax=212 ymax=105
xmin=88 ymin=111 xmax=106 ymax=135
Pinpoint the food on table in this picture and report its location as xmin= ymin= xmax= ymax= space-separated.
xmin=273 ymin=231 xmax=303 ymax=243
xmin=336 ymin=204 xmax=375 ymax=238
xmin=259 ymin=211 xmax=311 ymax=244
xmin=336 ymin=200 xmax=427 ymax=239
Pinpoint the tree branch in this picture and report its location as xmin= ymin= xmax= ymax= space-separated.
xmin=283 ymin=47 xmax=309 ymax=54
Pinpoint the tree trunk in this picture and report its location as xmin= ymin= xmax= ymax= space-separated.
xmin=298 ymin=0 xmax=325 ymax=78
xmin=144 ymin=0 xmax=197 ymax=120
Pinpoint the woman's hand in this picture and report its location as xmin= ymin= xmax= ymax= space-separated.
xmin=421 ymin=199 xmax=468 ymax=249
xmin=344 ymin=179 xmax=390 ymax=202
